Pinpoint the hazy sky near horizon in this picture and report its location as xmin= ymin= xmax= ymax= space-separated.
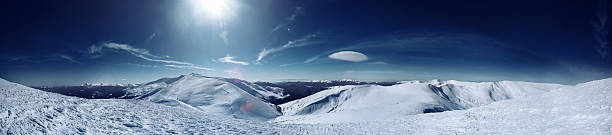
xmin=1 ymin=0 xmax=611 ymax=86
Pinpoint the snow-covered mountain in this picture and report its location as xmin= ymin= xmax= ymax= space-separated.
xmin=1 ymin=76 xmax=611 ymax=134
xmin=122 ymin=73 xmax=287 ymax=120
xmin=356 ymin=77 xmax=612 ymax=134
xmin=275 ymin=80 xmax=566 ymax=123
xmin=0 ymin=77 xmax=354 ymax=134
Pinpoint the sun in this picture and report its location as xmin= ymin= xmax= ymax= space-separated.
xmin=192 ymin=0 xmax=228 ymax=18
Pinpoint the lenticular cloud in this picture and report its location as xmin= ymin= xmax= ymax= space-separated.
xmin=328 ymin=51 xmax=368 ymax=62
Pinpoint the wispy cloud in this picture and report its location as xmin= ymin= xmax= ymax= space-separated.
xmin=146 ymin=33 xmax=156 ymax=42
xmin=10 ymin=54 xmax=81 ymax=64
xmin=272 ymin=24 xmax=287 ymax=32
xmin=88 ymin=45 xmax=104 ymax=59
xmin=103 ymin=42 xmax=160 ymax=58
xmin=328 ymin=51 xmax=368 ymax=62
xmin=56 ymin=54 xmax=81 ymax=64
xmin=217 ymin=55 xmax=249 ymax=65
xmin=9 ymin=56 xmax=39 ymax=63
xmin=257 ymin=33 xmax=320 ymax=63
xmin=334 ymin=34 xmax=468 ymax=52
xmin=272 ymin=7 xmax=304 ymax=32
xmin=279 ymin=63 xmax=293 ymax=67
xmin=594 ymin=0 xmax=609 ymax=58
xmin=126 ymin=63 xmax=159 ymax=68
xmin=165 ymin=65 xmax=214 ymax=71
xmin=304 ymin=55 xmax=320 ymax=63
xmin=368 ymin=61 xmax=390 ymax=65
xmin=88 ymin=42 xmax=213 ymax=70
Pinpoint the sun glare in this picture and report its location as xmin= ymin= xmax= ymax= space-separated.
xmin=193 ymin=0 xmax=228 ymax=18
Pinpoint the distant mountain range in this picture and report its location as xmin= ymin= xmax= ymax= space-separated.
xmin=119 ymin=73 xmax=567 ymax=122
xmin=34 ymin=73 xmax=568 ymax=120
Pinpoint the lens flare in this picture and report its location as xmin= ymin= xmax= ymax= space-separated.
xmin=239 ymin=100 xmax=253 ymax=113
xmin=224 ymin=66 xmax=243 ymax=83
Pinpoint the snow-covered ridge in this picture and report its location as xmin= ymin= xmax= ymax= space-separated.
xmin=123 ymin=73 xmax=287 ymax=120
xmin=276 ymin=80 xmax=566 ymax=123
xmin=0 ymin=77 xmax=359 ymax=134
xmin=124 ymin=73 xmax=288 ymax=100
xmin=376 ymin=77 xmax=612 ymax=134
xmin=1 ymin=77 xmax=611 ymax=134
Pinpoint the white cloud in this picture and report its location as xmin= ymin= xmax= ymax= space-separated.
xmin=257 ymin=33 xmax=320 ymax=63
xmin=257 ymin=48 xmax=272 ymax=62
xmin=368 ymin=61 xmax=390 ymax=65
xmin=217 ymin=55 xmax=248 ymax=65
xmin=88 ymin=42 xmax=213 ymax=71
xmin=102 ymin=42 xmax=159 ymax=58
xmin=328 ymin=51 xmax=368 ymax=62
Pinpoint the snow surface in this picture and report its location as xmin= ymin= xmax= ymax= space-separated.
xmin=124 ymin=74 xmax=285 ymax=120
xmin=2 ymin=77 xmax=611 ymax=134
xmin=275 ymin=80 xmax=566 ymax=123
xmin=333 ymin=78 xmax=612 ymax=134
xmin=0 ymin=77 xmax=359 ymax=134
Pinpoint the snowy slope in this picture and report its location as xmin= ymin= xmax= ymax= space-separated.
xmin=217 ymin=77 xmax=289 ymax=101
xmin=0 ymin=77 xmax=364 ymax=134
xmin=332 ymin=78 xmax=612 ymax=134
xmin=1 ymin=77 xmax=610 ymax=134
xmin=124 ymin=74 xmax=285 ymax=120
xmin=120 ymin=76 xmax=183 ymax=98
xmin=275 ymin=80 xmax=565 ymax=123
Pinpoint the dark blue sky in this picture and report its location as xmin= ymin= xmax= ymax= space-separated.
xmin=1 ymin=0 xmax=610 ymax=86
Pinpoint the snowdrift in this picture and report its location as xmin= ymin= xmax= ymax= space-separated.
xmin=123 ymin=74 xmax=286 ymax=120
xmin=276 ymin=80 xmax=566 ymax=123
